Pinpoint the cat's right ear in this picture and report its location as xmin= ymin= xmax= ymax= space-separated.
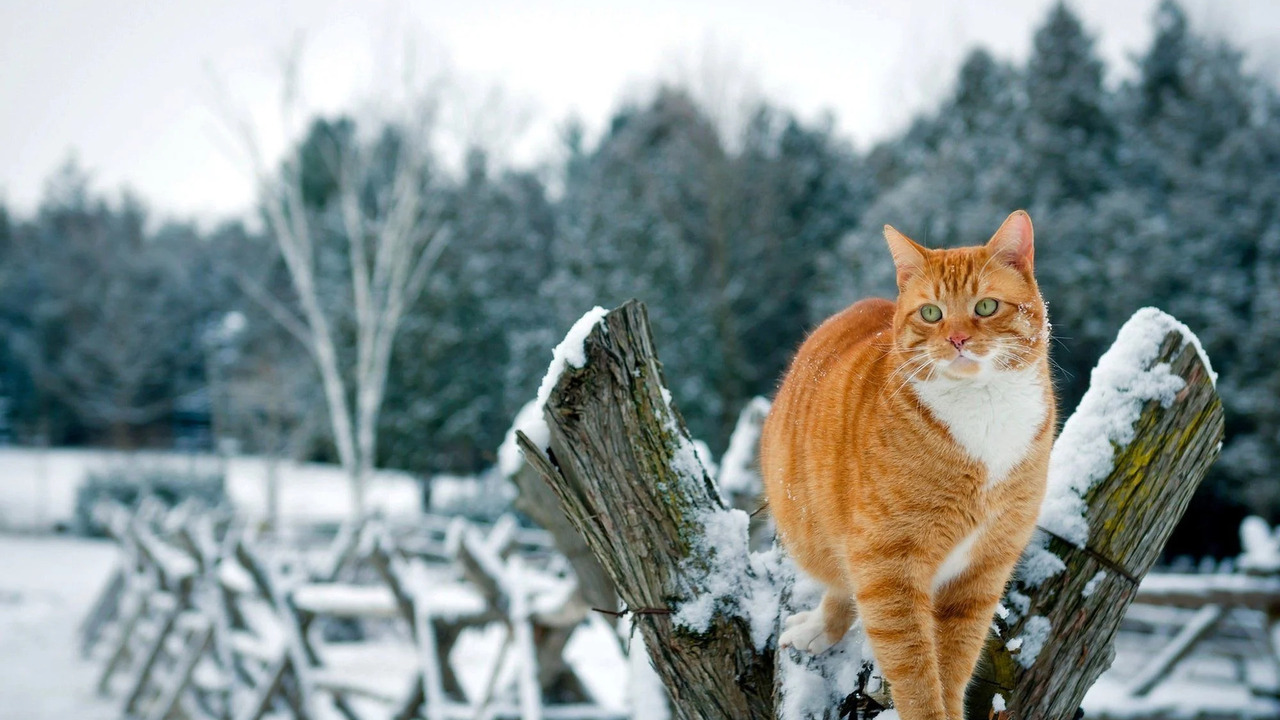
xmin=884 ymin=224 xmax=928 ymax=285
xmin=987 ymin=210 xmax=1034 ymax=272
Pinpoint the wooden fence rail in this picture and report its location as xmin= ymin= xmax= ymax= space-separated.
xmin=81 ymin=503 xmax=625 ymax=720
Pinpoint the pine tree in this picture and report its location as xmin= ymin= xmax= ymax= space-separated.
xmin=0 ymin=162 xmax=214 ymax=447
xmin=1024 ymin=1 xmax=1116 ymax=202
xmin=381 ymin=151 xmax=557 ymax=474
xmin=545 ymin=89 xmax=730 ymax=443
xmin=730 ymin=107 xmax=869 ymax=401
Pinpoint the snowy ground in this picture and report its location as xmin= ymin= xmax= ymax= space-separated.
xmin=0 ymin=534 xmax=118 ymax=720
xmin=0 ymin=532 xmax=633 ymax=720
xmin=4 ymin=531 xmax=1279 ymax=720
xmin=0 ymin=447 xmax=422 ymax=531
xmin=1082 ymin=603 xmax=1280 ymax=720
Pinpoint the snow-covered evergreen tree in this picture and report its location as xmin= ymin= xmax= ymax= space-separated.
xmin=381 ymin=151 xmax=557 ymax=474
xmin=0 ymin=162 xmax=216 ymax=447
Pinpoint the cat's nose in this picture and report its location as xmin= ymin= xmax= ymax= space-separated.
xmin=948 ymin=333 xmax=969 ymax=350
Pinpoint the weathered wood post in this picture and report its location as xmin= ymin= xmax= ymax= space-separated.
xmin=517 ymin=300 xmax=1222 ymax=720
xmin=517 ymin=302 xmax=776 ymax=719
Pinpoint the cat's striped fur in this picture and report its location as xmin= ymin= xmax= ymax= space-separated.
xmin=761 ymin=211 xmax=1056 ymax=720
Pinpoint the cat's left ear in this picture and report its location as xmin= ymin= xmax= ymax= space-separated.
xmin=986 ymin=210 xmax=1034 ymax=271
xmin=884 ymin=224 xmax=928 ymax=285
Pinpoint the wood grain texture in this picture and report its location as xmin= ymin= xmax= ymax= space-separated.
xmin=517 ymin=300 xmax=774 ymax=720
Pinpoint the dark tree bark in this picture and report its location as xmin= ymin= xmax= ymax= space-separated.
xmin=517 ymin=301 xmax=774 ymax=719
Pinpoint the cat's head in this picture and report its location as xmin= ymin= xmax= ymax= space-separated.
xmin=884 ymin=210 xmax=1048 ymax=380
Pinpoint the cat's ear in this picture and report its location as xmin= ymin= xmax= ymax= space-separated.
xmin=986 ymin=210 xmax=1034 ymax=271
xmin=884 ymin=224 xmax=928 ymax=285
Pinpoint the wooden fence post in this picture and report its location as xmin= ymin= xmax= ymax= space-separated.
xmin=517 ymin=301 xmax=776 ymax=719
xmin=968 ymin=314 xmax=1224 ymax=719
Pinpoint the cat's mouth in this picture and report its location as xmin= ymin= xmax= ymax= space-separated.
xmin=941 ymin=351 xmax=984 ymax=377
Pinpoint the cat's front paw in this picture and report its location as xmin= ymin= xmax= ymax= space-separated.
xmin=779 ymin=609 xmax=835 ymax=654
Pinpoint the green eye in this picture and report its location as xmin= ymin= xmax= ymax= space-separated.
xmin=976 ymin=298 xmax=998 ymax=317
xmin=920 ymin=304 xmax=942 ymax=323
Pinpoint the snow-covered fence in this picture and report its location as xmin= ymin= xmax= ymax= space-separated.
xmin=1071 ymin=517 xmax=1280 ymax=715
xmin=513 ymin=300 xmax=1224 ymax=720
xmin=82 ymin=501 xmax=630 ymax=720
xmin=87 ymin=500 xmax=211 ymax=716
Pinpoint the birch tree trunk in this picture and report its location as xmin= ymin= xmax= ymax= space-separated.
xmin=517 ymin=300 xmax=1222 ymax=720
xmin=218 ymin=57 xmax=451 ymax=518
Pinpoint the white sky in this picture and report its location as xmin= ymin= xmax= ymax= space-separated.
xmin=2 ymin=0 xmax=1277 ymax=223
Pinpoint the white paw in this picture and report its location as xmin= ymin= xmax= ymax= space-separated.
xmin=779 ymin=609 xmax=834 ymax=654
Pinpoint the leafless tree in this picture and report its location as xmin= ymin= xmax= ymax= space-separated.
xmin=662 ymin=35 xmax=764 ymax=151
xmin=212 ymin=45 xmax=452 ymax=517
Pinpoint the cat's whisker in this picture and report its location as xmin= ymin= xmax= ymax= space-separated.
xmin=887 ymin=354 xmax=934 ymax=401
xmin=884 ymin=365 xmax=925 ymax=397
xmin=997 ymin=343 xmax=1031 ymax=370
xmin=884 ymin=345 xmax=929 ymax=373
xmin=884 ymin=350 xmax=931 ymax=388
xmin=883 ymin=360 xmax=927 ymax=399
xmin=1043 ymin=353 xmax=1073 ymax=379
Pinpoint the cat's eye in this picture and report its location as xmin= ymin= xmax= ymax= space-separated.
xmin=919 ymin=304 xmax=942 ymax=323
xmin=975 ymin=298 xmax=999 ymax=317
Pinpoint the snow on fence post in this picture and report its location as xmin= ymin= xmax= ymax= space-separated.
xmin=518 ymin=301 xmax=1223 ymax=720
xmin=967 ymin=308 xmax=1223 ymax=719
xmin=515 ymin=300 xmax=775 ymax=719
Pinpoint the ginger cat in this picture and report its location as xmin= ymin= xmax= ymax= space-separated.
xmin=760 ymin=211 xmax=1055 ymax=720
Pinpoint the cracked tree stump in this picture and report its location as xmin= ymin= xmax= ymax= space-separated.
xmin=516 ymin=300 xmax=1223 ymax=720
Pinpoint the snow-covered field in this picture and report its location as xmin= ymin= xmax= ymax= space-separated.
xmin=0 ymin=531 xmax=637 ymax=720
xmin=0 ymin=534 xmax=118 ymax=720
xmin=0 ymin=448 xmax=422 ymax=531
xmin=5 ymin=530 xmax=1280 ymax=720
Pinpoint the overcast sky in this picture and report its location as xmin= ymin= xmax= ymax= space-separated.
xmin=2 ymin=0 xmax=1277 ymax=223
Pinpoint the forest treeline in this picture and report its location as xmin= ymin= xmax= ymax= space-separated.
xmin=1 ymin=1 xmax=1276 ymax=555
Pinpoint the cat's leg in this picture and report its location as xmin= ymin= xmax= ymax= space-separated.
xmin=853 ymin=568 xmax=946 ymax=720
xmin=779 ymin=587 xmax=856 ymax=653
xmin=933 ymin=554 xmax=1016 ymax=720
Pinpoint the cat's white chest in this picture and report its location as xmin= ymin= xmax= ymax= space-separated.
xmin=911 ymin=366 xmax=1047 ymax=486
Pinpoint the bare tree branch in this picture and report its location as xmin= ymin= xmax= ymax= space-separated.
xmin=208 ymin=37 xmax=455 ymax=517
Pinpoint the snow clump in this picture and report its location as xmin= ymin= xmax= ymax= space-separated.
xmin=717 ymin=396 xmax=772 ymax=503
xmin=1039 ymin=307 xmax=1208 ymax=547
xmin=1082 ymin=570 xmax=1108 ymax=598
xmin=499 ymin=306 xmax=608 ymax=472
xmin=673 ymin=508 xmax=786 ymax=650
xmin=1015 ymin=615 xmax=1052 ymax=668
xmin=1239 ymin=516 xmax=1280 ymax=574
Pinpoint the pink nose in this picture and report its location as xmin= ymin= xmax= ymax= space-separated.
xmin=948 ymin=333 xmax=969 ymax=350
